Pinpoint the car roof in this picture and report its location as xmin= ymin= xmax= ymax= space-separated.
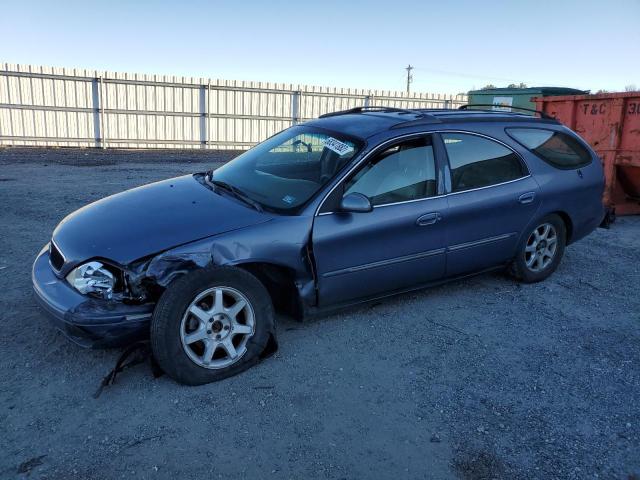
xmin=305 ymin=107 xmax=560 ymax=139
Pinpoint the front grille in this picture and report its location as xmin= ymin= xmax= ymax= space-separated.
xmin=49 ymin=242 xmax=65 ymax=271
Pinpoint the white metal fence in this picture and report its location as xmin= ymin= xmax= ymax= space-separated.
xmin=0 ymin=63 xmax=468 ymax=150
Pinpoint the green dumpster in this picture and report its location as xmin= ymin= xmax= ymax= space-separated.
xmin=467 ymin=87 xmax=587 ymax=114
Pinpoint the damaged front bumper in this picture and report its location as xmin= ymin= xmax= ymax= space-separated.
xmin=32 ymin=247 xmax=154 ymax=348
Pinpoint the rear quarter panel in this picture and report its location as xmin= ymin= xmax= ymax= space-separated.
xmin=504 ymin=125 xmax=605 ymax=244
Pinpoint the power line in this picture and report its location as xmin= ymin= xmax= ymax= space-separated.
xmin=410 ymin=66 xmax=574 ymax=88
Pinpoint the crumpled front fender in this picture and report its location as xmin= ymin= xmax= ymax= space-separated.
xmin=129 ymin=215 xmax=317 ymax=311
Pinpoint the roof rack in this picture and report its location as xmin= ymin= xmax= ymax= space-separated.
xmin=319 ymin=106 xmax=429 ymax=119
xmin=458 ymin=104 xmax=555 ymax=120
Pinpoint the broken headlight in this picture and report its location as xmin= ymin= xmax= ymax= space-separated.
xmin=65 ymin=261 xmax=116 ymax=299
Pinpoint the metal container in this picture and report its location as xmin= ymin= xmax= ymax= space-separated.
xmin=534 ymin=92 xmax=640 ymax=215
xmin=468 ymin=87 xmax=586 ymax=114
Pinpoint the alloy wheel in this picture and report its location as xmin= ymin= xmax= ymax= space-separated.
xmin=180 ymin=286 xmax=255 ymax=369
xmin=524 ymin=223 xmax=558 ymax=273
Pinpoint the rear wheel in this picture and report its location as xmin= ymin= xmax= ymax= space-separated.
xmin=510 ymin=214 xmax=566 ymax=283
xmin=151 ymin=266 xmax=274 ymax=385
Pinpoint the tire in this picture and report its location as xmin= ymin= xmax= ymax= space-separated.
xmin=510 ymin=214 xmax=566 ymax=283
xmin=151 ymin=266 xmax=274 ymax=385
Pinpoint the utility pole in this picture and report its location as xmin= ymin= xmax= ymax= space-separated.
xmin=405 ymin=64 xmax=414 ymax=94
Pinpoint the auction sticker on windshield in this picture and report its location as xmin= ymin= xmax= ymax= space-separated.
xmin=324 ymin=137 xmax=354 ymax=156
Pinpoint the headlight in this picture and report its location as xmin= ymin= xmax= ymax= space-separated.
xmin=65 ymin=261 xmax=115 ymax=299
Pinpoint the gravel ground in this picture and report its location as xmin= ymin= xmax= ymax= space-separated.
xmin=1 ymin=147 xmax=639 ymax=480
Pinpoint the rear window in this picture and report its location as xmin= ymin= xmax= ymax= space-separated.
xmin=507 ymin=128 xmax=592 ymax=169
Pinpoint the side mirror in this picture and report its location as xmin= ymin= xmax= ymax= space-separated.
xmin=339 ymin=192 xmax=372 ymax=213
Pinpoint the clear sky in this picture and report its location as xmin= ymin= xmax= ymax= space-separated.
xmin=2 ymin=0 xmax=639 ymax=94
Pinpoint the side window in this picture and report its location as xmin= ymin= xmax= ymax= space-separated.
xmin=344 ymin=136 xmax=437 ymax=206
xmin=442 ymin=133 xmax=527 ymax=193
xmin=506 ymin=128 xmax=592 ymax=169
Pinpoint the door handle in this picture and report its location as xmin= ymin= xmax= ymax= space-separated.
xmin=518 ymin=192 xmax=536 ymax=204
xmin=416 ymin=212 xmax=441 ymax=226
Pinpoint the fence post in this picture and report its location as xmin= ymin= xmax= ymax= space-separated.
xmin=364 ymin=95 xmax=372 ymax=107
xmin=199 ymin=84 xmax=207 ymax=148
xmin=98 ymin=76 xmax=107 ymax=149
xmin=444 ymin=99 xmax=452 ymax=109
xmin=291 ymin=90 xmax=301 ymax=125
xmin=91 ymin=78 xmax=101 ymax=148
xmin=207 ymin=82 xmax=211 ymax=149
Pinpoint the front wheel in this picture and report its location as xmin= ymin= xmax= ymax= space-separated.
xmin=510 ymin=214 xmax=566 ymax=283
xmin=151 ymin=266 xmax=275 ymax=385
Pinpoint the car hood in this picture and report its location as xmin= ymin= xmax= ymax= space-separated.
xmin=52 ymin=174 xmax=274 ymax=266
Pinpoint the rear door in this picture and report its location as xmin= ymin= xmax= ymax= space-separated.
xmin=312 ymin=134 xmax=448 ymax=306
xmin=439 ymin=131 xmax=541 ymax=276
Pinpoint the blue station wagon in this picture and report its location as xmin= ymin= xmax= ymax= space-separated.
xmin=32 ymin=106 xmax=606 ymax=385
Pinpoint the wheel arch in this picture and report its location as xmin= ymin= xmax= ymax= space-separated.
xmin=549 ymin=210 xmax=574 ymax=244
xmin=234 ymin=261 xmax=305 ymax=320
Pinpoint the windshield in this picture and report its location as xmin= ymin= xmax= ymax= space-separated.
xmin=211 ymin=126 xmax=363 ymax=212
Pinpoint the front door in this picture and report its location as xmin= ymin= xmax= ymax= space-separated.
xmin=312 ymin=134 xmax=448 ymax=306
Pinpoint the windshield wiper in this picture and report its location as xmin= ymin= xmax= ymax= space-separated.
xmin=206 ymin=174 xmax=264 ymax=212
